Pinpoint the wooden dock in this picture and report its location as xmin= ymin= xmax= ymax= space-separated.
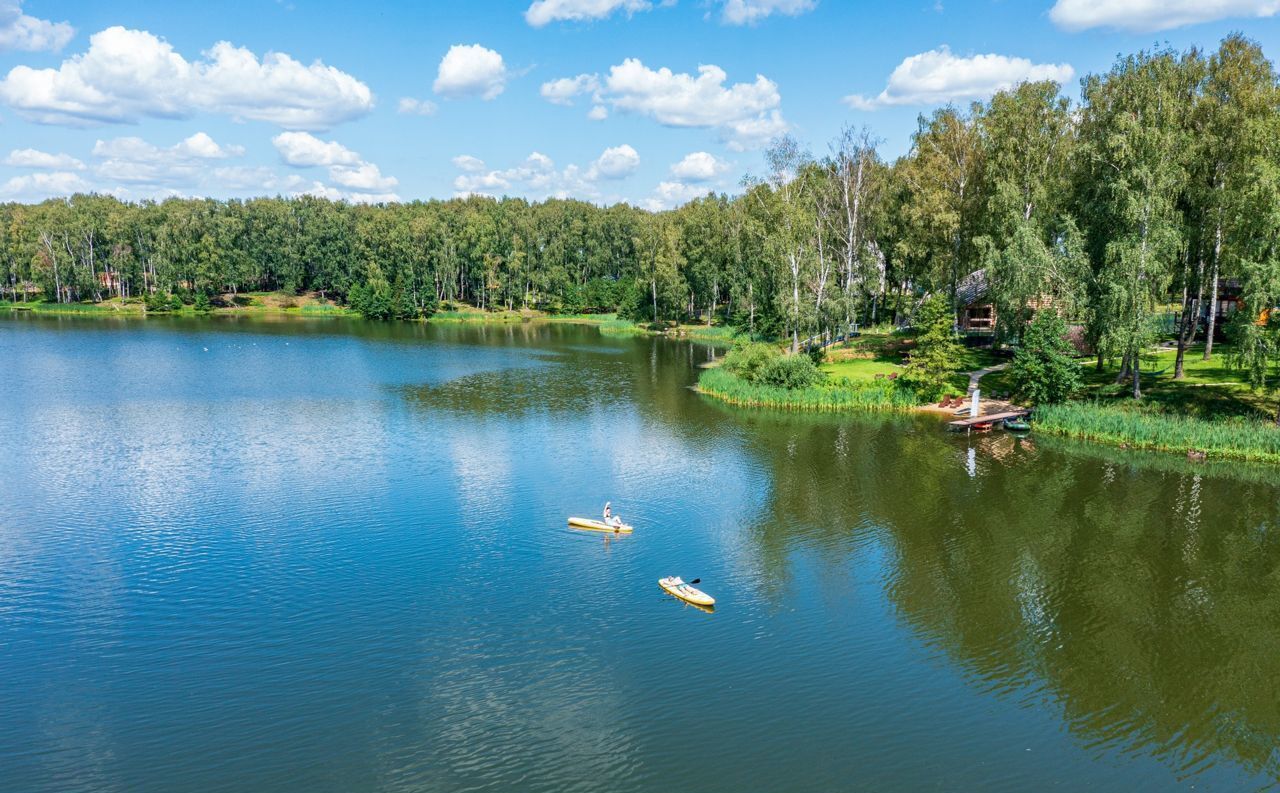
xmin=948 ymin=409 xmax=1030 ymax=431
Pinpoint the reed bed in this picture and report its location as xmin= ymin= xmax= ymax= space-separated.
xmin=298 ymin=304 xmax=356 ymax=315
xmin=429 ymin=310 xmax=528 ymax=323
xmin=698 ymin=368 xmax=919 ymax=413
xmin=598 ymin=318 xmax=652 ymax=336
xmin=1035 ymin=401 xmax=1280 ymax=463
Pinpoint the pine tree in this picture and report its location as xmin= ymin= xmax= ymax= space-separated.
xmin=901 ymin=294 xmax=963 ymax=399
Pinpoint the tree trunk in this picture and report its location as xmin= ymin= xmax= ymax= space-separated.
xmin=1203 ymin=250 xmax=1220 ymax=360
xmin=1116 ymin=351 xmax=1132 ymax=385
xmin=1132 ymin=356 xmax=1142 ymax=399
xmin=1175 ymin=258 xmax=1206 ymax=379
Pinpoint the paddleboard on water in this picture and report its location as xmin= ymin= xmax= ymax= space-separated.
xmin=568 ymin=517 xmax=633 ymax=534
xmin=659 ymin=576 xmax=715 ymax=607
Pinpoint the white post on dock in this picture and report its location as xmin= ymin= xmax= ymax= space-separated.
xmin=970 ymin=389 xmax=980 ymax=419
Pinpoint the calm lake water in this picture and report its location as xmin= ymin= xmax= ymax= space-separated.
xmin=2 ymin=313 xmax=1279 ymax=792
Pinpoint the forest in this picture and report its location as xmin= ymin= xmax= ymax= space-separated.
xmin=3 ymin=35 xmax=1279 ymax=402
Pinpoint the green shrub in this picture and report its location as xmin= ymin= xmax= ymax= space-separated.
xmin=1009 ymin=310 xmax=1081 ymax=404
xmin=145 ymin=292 xmax=181 ymax=313
xmin=758 ymin=353 xmax=825 ymax=389
xmin=721 ymin=342 xmax=780 ymax=383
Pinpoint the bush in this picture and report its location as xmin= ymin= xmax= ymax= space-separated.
xmin=145 ymin=292 xmax=183 ymax=313
xmin=1009 ymin=310 xmax=1081 ymax=405
xmin=758 ymin=354 xmax=825 ymax=389
xmin=193 ymin=293 xmax=212 ymax=312
xmin=721 ymin=342 xmax=780 ymax=383
xmin=805 ymin=344 xmax=827 ymax=365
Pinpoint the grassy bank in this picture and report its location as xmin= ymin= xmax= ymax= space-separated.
xmin=1034 ymin=401 xmax=1280 ymax=463
xmin=698 ymin=367 xmax=920 ymax=413
xmin=0 ymin=293 xmax=359 ymax=317
xmin=0 ymin=299 xmax=143 ymax=315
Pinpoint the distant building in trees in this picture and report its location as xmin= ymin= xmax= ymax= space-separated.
xmin=954 ymin=269 xmax=1057 ymax=335
xmin=1200 ymin=278 xmax=1242 ymax=327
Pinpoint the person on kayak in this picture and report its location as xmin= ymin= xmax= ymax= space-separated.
xmin=603 ymin=502 xmax=622 ymax=528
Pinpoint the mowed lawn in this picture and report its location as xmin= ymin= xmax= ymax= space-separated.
xmin=1079 ymin=343 xmax=1271 ymax=419
xmin=820 ymin=332 xmax=910 ymax=382
xmin=820 ymin=332 xmax=1005 ymax=395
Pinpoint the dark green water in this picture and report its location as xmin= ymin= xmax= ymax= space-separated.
xmin=2 ymin=313 xmax=1279 ymax=792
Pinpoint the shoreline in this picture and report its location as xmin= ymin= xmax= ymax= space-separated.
xmin=696 ymin=366 xmax=1280 ymax=466
xmin=0 ymin=301 xmax=736 ymax=343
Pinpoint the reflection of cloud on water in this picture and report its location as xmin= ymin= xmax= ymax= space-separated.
xmin=446 ymin=424 xmax=513 ymax=535
xmin=397 ymin=362 xmax=631 ymax=419
xmin=404 ymin=629 xmax=640 ymax=792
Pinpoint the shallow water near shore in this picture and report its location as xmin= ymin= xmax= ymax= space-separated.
xmin=2 ymin=312 xmax=1279 ymax=792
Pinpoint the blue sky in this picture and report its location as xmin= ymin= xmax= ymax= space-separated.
xmin=1 ymin=0 xmax=1278 ymax=208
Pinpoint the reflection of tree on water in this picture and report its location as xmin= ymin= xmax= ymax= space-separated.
xmin=395 ymin=322 xmax=1280 ymax=782
xmin=731 ymin=410 xmax=1280 ymax=782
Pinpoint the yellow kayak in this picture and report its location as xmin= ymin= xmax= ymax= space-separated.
xmin=659 ymin=576 xmax=715 ymax=607
xmin=568 ymin=517 xmax=633 ymax=534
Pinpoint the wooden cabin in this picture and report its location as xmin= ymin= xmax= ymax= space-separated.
xmin=956 ymin=270 xmax=996 ymax=334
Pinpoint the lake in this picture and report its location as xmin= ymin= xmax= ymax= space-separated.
xmin=2 ymin=313 xmax=1279 ymax=792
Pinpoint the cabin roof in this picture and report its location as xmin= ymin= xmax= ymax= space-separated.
xmin=957 ymin=269 xmax=990 ymax=307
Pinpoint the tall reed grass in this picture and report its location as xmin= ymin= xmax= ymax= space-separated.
xmin=698 ymin=368 xmax=919 ymax=413
xmin=1035 ymin=401 xmax=1280 ymax=463
xmin=598 ymin=318 xmax=651 ymax=336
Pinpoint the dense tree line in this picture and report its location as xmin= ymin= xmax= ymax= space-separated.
xmin=3 ymin=36 xmax=1280 ymax=399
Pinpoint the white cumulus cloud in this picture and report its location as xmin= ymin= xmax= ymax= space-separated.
xmin=209 ymin=166 xmax=309 ymax=194
xmin=0 ymin=0 xmax=73 ymax=52
xmin=271 ymin=131 xmax=398 ymax=198
xmin=91 ymin=132 xmax=244 ymax=186
xmin=0 ymin=26 xmax=374 ymax=128
xmin=525 ymin=0 xmax=657 ymax=26
xmin=452 ymin=154 xmax=487 ymax=172
xmin=299 ymin=181 xmax=399 ymax=204
xmin=642 ymin=180 xmax=712 ymax=211
xmin=1049 ymin=0 xmax=1280 ymax=32
xmin=670 ymin=151 xmax=728 ymax=181
xmin=844 ymin=46 xmax=1074 ymax=110
xmin=4 ymin=148 xmax=85 ymax=170
xmin=434 ymin=44 xmax=507 ymax=100
xmin=272 ymin=131 xmax=361 ymax=167
xmin=540 ymin=73 xmax=601 ymax=106
xmin=329 ymin=162 xmax=398 ymax=192
xmin=0 ymin=171 xmax=90 ymax=201
xmin=719 ymin=0 xmax=817 ymax=25
xmin=451 ymin=149 xmax=636 ymax=200
xmin=397 ymin=97 xmax=438 ymax=115
xmin=587 ymin=144 xmax=640 ymax=179
xmin=543 ymin=58 xmax=788 ymax=149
